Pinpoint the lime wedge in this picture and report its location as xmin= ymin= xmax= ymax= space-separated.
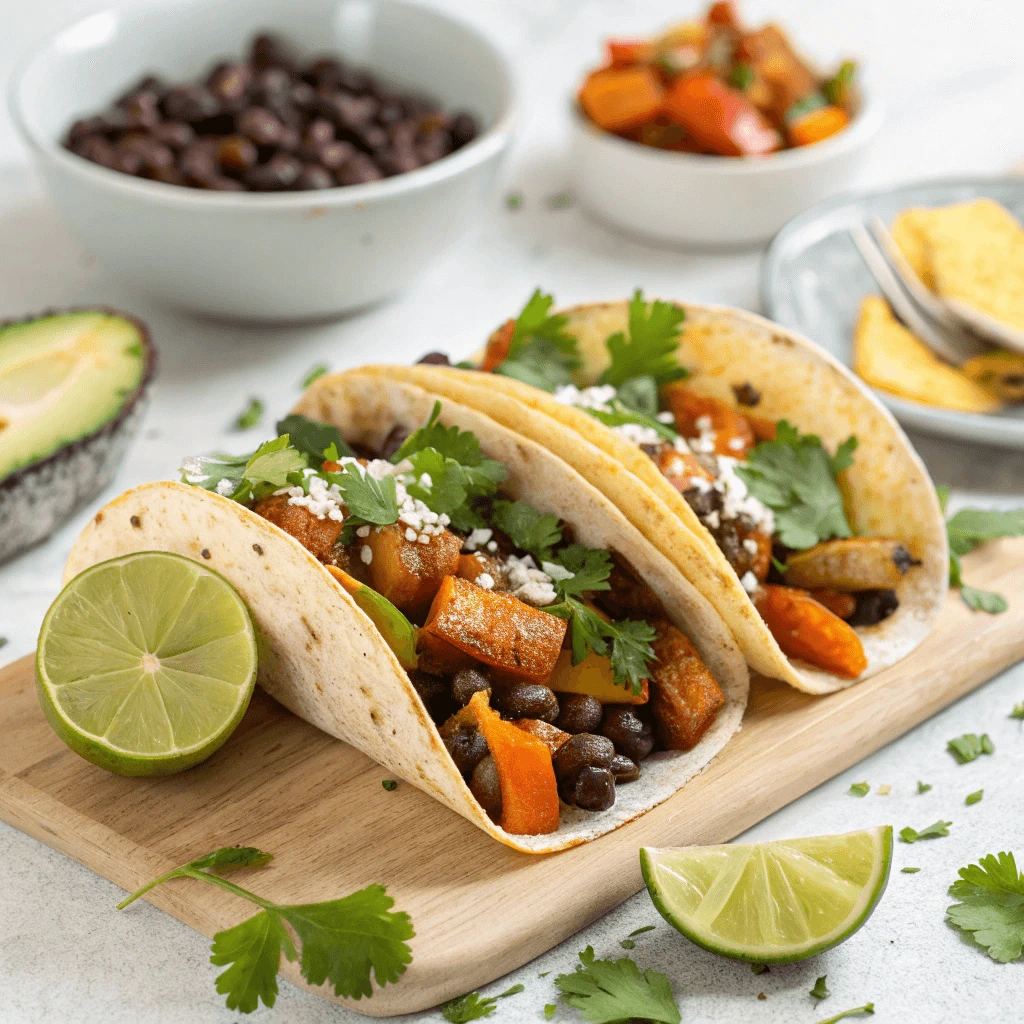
xmin=640 ymin=826 xmax=892 ymax=963
xmin=36 ymin=551 xmax=257 ymax=776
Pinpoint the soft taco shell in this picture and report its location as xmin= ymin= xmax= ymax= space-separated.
xmin=362 ymin=300 xmax=948 ymax=695
xmin=65 ymin=373 xmax=747 ymax=853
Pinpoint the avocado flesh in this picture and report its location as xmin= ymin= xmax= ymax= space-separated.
xmin=0 ymin=312 xmax=146 ymax=481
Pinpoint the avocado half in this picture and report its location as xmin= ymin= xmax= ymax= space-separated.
xmin=0 ymin=309 xmax=156 ymax=564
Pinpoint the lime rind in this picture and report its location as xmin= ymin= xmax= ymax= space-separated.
xmin=640 ymin=826 xmax=893 ymax=963
xmin=36 ymin=551 xmax=258 ymax=776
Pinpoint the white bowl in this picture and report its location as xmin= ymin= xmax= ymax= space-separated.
xmin=10 ymin=0 xmax=514 ymax=321
xmin=570 ymin=91 xmax=883 ymax=248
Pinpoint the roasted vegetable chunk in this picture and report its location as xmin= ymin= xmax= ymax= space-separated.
xmin=754 ymin=584 xmax=868 ymax=678
xmin=547 ymin=648 xmax=649 ymax=704
xmin=648 ymin=621 xmax=724 ymax=750
xmin=421 ymin=576 xmax=567 ymax=683
xmin=808 ymin=589 xmax=857 ymax=621
xmin=415 ymin=627 xmax=475 ymax=676
xmin=253 ymin=493 xmax=344 ymax=563
xmin=660 ymin=382 xmax=756 ymax=457
xmin=784 ymin=537 xmax=917 ymax=592
xmin=362 ymin=523 xmax=461 ymax=619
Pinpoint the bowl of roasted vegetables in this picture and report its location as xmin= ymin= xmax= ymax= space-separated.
xmin=570 ymin=1 xmax=881 ymax=246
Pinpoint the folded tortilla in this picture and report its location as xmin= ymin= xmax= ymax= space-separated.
xmin=65 ymin=373 xmax=748 ymax=853
xmin=359 ymin=301 xmax=948 ymax=695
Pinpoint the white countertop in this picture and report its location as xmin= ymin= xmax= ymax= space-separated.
xmin=2 ymin=1 xmax=1024 ymax=1021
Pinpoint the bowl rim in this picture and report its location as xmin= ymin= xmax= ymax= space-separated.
xmin=569 ymin=86 xmax=884 ymax=174
xmin=8 ymin=0 xmax=517 ymax=210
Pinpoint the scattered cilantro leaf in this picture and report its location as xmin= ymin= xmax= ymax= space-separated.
xmin=815 ymin=1005 xmax=874 ymax=1024
xmin=276 ymin=414 xmax=355 ymax=461
xmin=405 ymin=448 xmax=470 ymax=517
xmin=506 ymin=191 xmax=523 ymax=210
xmin=901 ymin=867 xmax=921 ymax=874
xmin=548 ymin=190 xmax=573 ymax=209
xmin=750 ymin=963 xmax=768 ymax=975
xmin=439 ymin=983 xmax=523 ymax=1022
xmin=736 ymin=422 xmax=856 ymax=550
xmin=848 ymin=781 xmax=870 ymax=797
xmin=616 ymin=375 xmax=659 ymax=416
xmin=619 ymin=939 xmax=635 ymax=949
xmin=181 ymin=435 xmax=310 ymax=505
xmin=302 ymin=363 xmax=329 ymax=388
xmin=936 ymin=484 xmax=951 ymax=515
xmin=944 ymin=504 xmax=1024 ymax=612
xmin=1011 ymin=702 xmax=1024 ymax=720
xmin=117 ymin=848 xmax=413 ymax=1013
xmin=510 ymin=290 xmax=577 ymax=355
xmin=966 ymin=789 xmax=984 ymax=806
xmin=233 ymin=397 xmax=264 ymax=431
xmin=539 ymin=971 xmax=551 ymax=978
xmin=899 ymin=820 xmax=952 ymax=844
xmin=554 ymin=946 xmax=681 ymax=1024
xmin=333 ymin=464 xmax=400 ymax=527
xmin=585 ymin=401 xmax=678 ymax=442
xmin=810 ymin=975 xmax=830 ymax=1000
xmin=545 ymin=1004 xmax=556 ymax=1020
xmin=946 ymin=851 xmax=1024 ymax=962
xmin=948 ymin=733 xmax=994 ymax=764
xmin=0 ymin=638 xmax=7 ymax=650
xmin=493 ymin=290 xmax=581 ymax=392
xmin=550 ymin=545 xmax=613 ymax=599
xmin=393 ymin=402 xmax=479 ymax=465
xmin=917 ymin=781 xmax=932 ymax=794
xmin=490 ymin=500 xmax=562 ymax=563
xmin=382 ymin=779 xmax=397 ymax=791
xmin=629 ymin=926 xmax=656 ymax=937
xmin=960 ymin=585 xmax=1008 ymax=613
xmin=600 ymin=290 xmax=688 ymax=388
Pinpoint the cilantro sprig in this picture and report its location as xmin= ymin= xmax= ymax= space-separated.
xmin=946 ymin=851 xmax=1024 ymax=962
xmin=494 ymin=290 xmax=581 ymax=392
xmin=116 ymin=846 xmax=413 ymax=1013
xmin=233 ymin=397 xmax=264 ymax=431
xmin=599 ymin=290 xmax=688 ymax=388
xmin=439 ymin=984 xmax=524 ymax=1022
xmin=554 ymin=946 xmax=681 ymax=1024
xmin=276 ymin=414 xmax=355 ymax=461
xmin=815 ymin=1006 xmax=874 ymax=1024
xmin=736 ymin=422 xmax=857 ymax=550
xmin=491 ymin=499 xmax=563 ymax=563
xmin=810 ymin=975 xmax=830 ymax=1000
xmin=181 ymin=435 xmax=308 ymax=506
xmin=329 ymin=463 xmax=400 ymax=532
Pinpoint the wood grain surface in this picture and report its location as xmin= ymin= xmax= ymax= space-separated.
xmin=3 ymin=537 xmax=1024 ymax=1017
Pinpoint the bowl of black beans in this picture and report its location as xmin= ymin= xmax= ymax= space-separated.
xmin=10 ymin=0 xmax=514 ymax=320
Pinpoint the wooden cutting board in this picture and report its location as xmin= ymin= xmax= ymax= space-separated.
xmin=3 ymin=537 xmax=1024 ymax=1017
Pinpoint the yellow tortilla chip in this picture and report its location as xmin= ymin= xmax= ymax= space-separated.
xmin=853 ymin=294 xmax=1002 ymax=414
xmin=890 ymin=208 xmax=936 ymax=289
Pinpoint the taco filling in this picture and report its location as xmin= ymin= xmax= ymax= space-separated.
xmin=179 ymin=401 xmax=726 ymax=835
xmin=452 ymin=290 xmax=925 ymax=679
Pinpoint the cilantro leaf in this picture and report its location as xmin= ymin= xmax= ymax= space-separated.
xmin=960 ymin=584 xmax=1008 ymax=613
xmin=943 ymin=503 xmax=1024 ymax=611
xmin=948 ymin=733 xmax=994 ymax=764
xmin=946 ymin=851 xmax=1024 ymax=962
xmin=815 ymin=1005 xmax=874 ymax=1024
xmin=210 ymin=909 xmax=294 ymax=1012
xmin=545 ymin=1004 xmax=556 ymax=1020
xmin=629 ymin=926 xmax=656 ymax=937
xmin=490 ymin=500 xmax=562 ymax=563
xmin=276 ymin=414 xmax=355 ymax=461
xmin=181 ymin=436 xmax=308 ymax=505
xmin=810 ymin=975 xmax=830 ymax=1000
xmin=190 ymin=847 xmax=274 ymax=873
xmin=497 ymin=337 xmax=580 ymax=392
xmin=555 ymin=946 xmax=681 ymax=1024
xmin=599 ymin=290 xmax=688 ymax=388
xmin=616 ymin=375 xmax=659 ymax=416
xmin=1011 ymin=702 xmax=1024 ymax=720
xmin=510 ymin=289 xmax=577 ymax=354
xmin=405 ymin=448 xmax=469 ymax=517
xmin=333 ymin=464 xmax=400 ymax=526
xmin=439 ymin=983 xmax=524 ymax=1022
xmin=549 ymin=545 xmax=613 ymax=599
xmin=901 ymin=867 xmax=921 ymax=874
xmin=736 ymin=422 xmax=856 ymax=550
xmin=899 ymin=820 xmax=952 ymax=843
xmin=233 ymin=397 xmax=264 ymax=431
xmin=966 ymin=789 xmax=984 ymax=805
xmin=302 ymin=363 xmax=329 ymax=388
xmin=585 ymin=401 xmax=677 ymax=442
xmin=917 ymin=781 xmax=932 ymax=794
xmin=848 ymin=781 xmax=869 ymax=797
xmin=619 ymin=939 xmax=635 ymax=949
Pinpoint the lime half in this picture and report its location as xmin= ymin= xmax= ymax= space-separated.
xmin=37 ymin=551 xmax=257 ymax=776
xmin=641 ymin=826 xmax=892 ymax=963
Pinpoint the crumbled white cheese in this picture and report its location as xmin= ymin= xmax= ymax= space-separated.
xmin=728 ymin=436 xmax=747 ymax=451
xmin=504 ymin=554 xmax=558 ymax=606
xmin=612 ymin=422 xmax=663 ymax=447
xmin=486 ymin=540 xmax=498 ymax=552
xmin=277 ymin=475 xmax=345 ymax=522
xmin=714 ymin=456 xmax=774 ymax=533
xmin=476 ymin=573 xmax=495 ymax=590
xmin=704 ymin=510 xmax=721 ymax=530
xmin=740 ymin=570 xmax=759 ymax=594
xmin=179 ymin=456 xmax=208 ymax=483
xmin=657 ymin=411 xmax=676 ymax=424
xmin=356 ymin=525 xmax=371 ymax=538
xmin=405 ymin=527 xmax=418 ymax=542
xmin=553 ymin=383 xmax=618 ymax=412
xmin=360 ymin=545 xmax=373 ymax=565
xmin=463 ymin=528 xmax=493 ymax=552
xmin=215 ymin=478 xmax=235 ymax=496
xmin=418 ymin=473 xmax=433 ymax=489
xmin=542 ymin=560 xmax=575 ymax=582
xmin=417 ymin=534 xmax=431 ymax=545
xmin=688 ymin=475 xmax=713 ymax=494
xmin=742 ymin=537 xmax=759 ymax=555
xmin=688 ymin=416 xmax=718 ymax=455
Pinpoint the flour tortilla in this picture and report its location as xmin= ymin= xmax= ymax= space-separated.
xmin=65 ymin=374 xmax=747 ymax=854
xmin=361 ymin=300 xmax=948 ymax=694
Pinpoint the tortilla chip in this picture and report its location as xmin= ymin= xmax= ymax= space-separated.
xmin=853 ymin=294 xmax=1001 ymax=414
xmin=890 ymin=208 xmax=937 ymax=289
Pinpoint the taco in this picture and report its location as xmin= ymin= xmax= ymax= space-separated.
xmin=360 ymin=291 xmax=947 ymax=695
xmin=64 ymin=373 xmax=747 ymax=853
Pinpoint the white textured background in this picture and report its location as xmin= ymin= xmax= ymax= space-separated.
xmin=2 ymin=1 xmax=1023 ymax=1022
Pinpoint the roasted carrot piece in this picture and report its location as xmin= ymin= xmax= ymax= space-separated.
xmin=466 ymin=691 xmax=559 ymax=835
xmin=547 ymin=648 xmax=650 ymax=704
xmin=754 ymin=584 xmax=867 ymax=678
xmin=607 ymin=39 xmax=654 ymax=68
xmin=748 ymin=415 xmax=777 ymax=442
xmin=579 ymin=66 xmax=666 ymax=133
xmin=662 ymin=73 xmax=780 ymax=156
xmin=421 ymin=576 xmax=567 ymax=683
xmin=648 ymin=621 xmax=724 ymax=750
xmin=481 ymin=319 xmax=515 ymax=372
xmin=656 ymin=446 xmax=715 ymax=493
xmin=660 ymin=382 xmax=756 ymax=457
xmin=809 ymin=589 xmax=857 ymax=620
xmin=362 ymin=523 xmax=461 ymax=620
xmin=514 ymin=718 xmax=572 ymax=754
xmin=789 ymin=104 xmax=849 ymax=147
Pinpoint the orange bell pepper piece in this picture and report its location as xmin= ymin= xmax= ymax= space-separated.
xmin=662 ymin=73 xmax=780 ymax=156
xmin=481 ymin=319 xmax=515 ymax=372
xmin=789 ymin=104 xmax=849 ymax=147
xmin=661 ymin=382 xmax=756 ymax=457
xmin=754 ymin=584 xmax=867 ymax=678
xmin=579 ymin=66 xmax=666 ymax=133
xmin=466 ymin=691 xmax=559 ymax=835
xmin=606 ymin=39 xmax=654 ymax=68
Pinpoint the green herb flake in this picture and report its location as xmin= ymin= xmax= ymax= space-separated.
xmin=729 ymin=62 xmax=755 ymax=90
xmin=600 ymin=290 xmax=688 ymax=388
xmin=490 ymin=499 xmax=562 ymax=563
xmin=917 ymin=781 xmax=932 ymax=794
xmin=948 ymin=733 xmax=995 ymax=764
xmin=275 ymin=414 xmax=355 ymax=461
xmin=333 ymin=463 xmax=400 ymax=528
xmin=815 ymin=1005 xmax=874 ymax=1024
xmin=946 ymin=851 xmax=1024 ymax=962
xmin=901 ymin=867 xmax=921 ymax=874
xmin=302 ymin=363 xmax=329 ymax=389
xmin=848 ymin=781 xmax=870 ymax=798
xmin=544 ymin=1004 xmax=556 ymax=1020
xmin=495 ymin=290 xmax=581 ymax=393
xmin=899 ymin=820 xmax=952 ymax=844
xmin=629 ymin=926 xmax=656 ymax=938
xmin=548 ymin=191 xmax=573 ymax=209
xmin=440 ymin=983 xmax=523 ymax=1022
xmin=966 ymin=789 xmax=984 ymax=806
xmin=0 ymin=638 xmax=7 ymax=650
xmin=810 ymin=975 xmax=830 ymax=1000
xmin=945 ymin=504 xmax=1024 ymax=611
xmin=1011 ymin=702 xmax=1024 ymax=719
xmin=506 ymin=191 xmax=523 ymax=210
xmin=619 ymin=939 xmax=635 ymax=949
xmin=382 ymin=779 xmax=398 ymax=791
xmin=538 ymin=971 xmax=551 ymax=978
xmin=750 ymin=962 xmax=768 ymax=975
xmin=233 ymin=397 xmax=265 ymax=431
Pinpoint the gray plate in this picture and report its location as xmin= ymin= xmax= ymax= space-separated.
xmin=761 ymin=176 xmax=1024 ymax=448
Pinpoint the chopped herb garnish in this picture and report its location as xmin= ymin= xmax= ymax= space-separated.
xmin=948 ymin=733 xmax=994 ymax=764
xmin=495 ymin=290 xmax=581 ymax=393
xmin=599 ymin=290 xmax=688 ymax=388
xmin=946 ymin=851 xmax=1024 ymax=962
xmin=554 ymin=946 xmax=681 ymax=1024
xmin=548 ymin=190 xmax=573 ymax=209
xmin=544 ymin=1004 xmax=556 ymax=1020
xmin=810 ymin=975 xmax=830 ymax=1000
xmin=770 ymin=555 xmax=789 ymax=575
xmin=331 ymin=463 xmax=400 ymax=532
xmin=1011 ymin=702 xmax=1024 ymax=720
xmin=506 ymin=191 xmax=523 ymax=210
xmin=181 ymin=435 xmax=308 ymax=505
xmin=619 ymin=939 xmax=635 ymax=949
xmin=729 ymin=62 xmax=755 ymax=90
xmin=490 ymin=499 xmax=563 ymax=563
xmin=848 ymin=781 xmax=870 ymax=797
xmin=629 ymin=925 xmax=656 ymax=937
xmin=382 ymin=779 xmax=398 ymax=791
xmin=901 ymin=867 xmax=921 ymax=874
xmin=815 ymin=1005 xmax=874 ymax=1024
xmin=944 ymin=502 xmax=1024 ymax=612
xmin=440 ymin=983 xmax=524 ymax=1022
xmin=550 ymin=545 xmax=613 ymax=598
xmin=917 ymin=781 xmax=932 ymax=794
xmin=233 ymin=397 xmax=264 ymax=431
xmin=750 ymin=962 xmax=768 ymax=975
xmin=966 ymin=789 xmax=984 ymax=805
xmin=0 ymin=638 xmax=7 ymax=650
xmin=116 ymin=846 xmax=412 ymax=1013
xmin=737 ymin=422 xmax=856 ymax=550
xmin=539 ymin=971 xmax=551 ymax=978
xmin=301 ymin=363 xmax=329 ymax=388
xmin=899 ymin=820 xmax=952 ymax=844
xmin=276 ymin=414 xmax=355 ymax=461
xmin=823 ymin=60 xmax=857 ymax=105
xmin=616 ymin=374 xmax=660 ymax=416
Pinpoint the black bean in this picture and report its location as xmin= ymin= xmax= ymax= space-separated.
xmin=252 ymin=68 xmax=292 ymax=103
xmin=553 ymin=733 xmax=615 ymax=783
xmin=180 ymin=143 xmax=220 ymax=186
xmin=601 ymin=706 xmax=654 ymax=763
xmin=416 ymin=352 xmax=451 ymax=366
xmin=120 ymin=92 xmax=161 ymax=129
xmin=116 ymin=75 xmax=163 ymax=106
xmin=277 ymin=126 xmax=301 ymax=153
xmin=440 ymin=720 xmax=489 ymax=775
xmin=494 ymin=684 xmax=559 ymax=723
xmin=317 ymin=140 xmax=357 ymax=170
xmin=376 ymin=424 xmax=410 ymax=461
xmin=111 ymin=146 xmax=145 ymax=176
xmin=151 ymin=120 xmax=195 ymax=149
xmin=382 ymin=146 xmax=419 ymax=176
xmin=207 ymin=63 xmax=252 ymax=106
xmin=67 ymin=117 xmax=114 ymax=145
xmin=217 ymin=135 xmax=258 ymax=174
xmin=470 ymin=756 xmax=502 ymax=818
xmin=451 ymin=668 xmax=492 ymax=706
xmin=238 ymin=106 xmax=284 ymax=146
xmin=416 ymin=129 xmax=452 ymax=165
xmin=207 ymin=176 xmax=246 ymax=191
xmin=289 ymin=81 xmax=316 ymax=112
xmin=609 ymin=753 xmax=641 ymax=783
xmin=294 ymin=164 xmax=335 ymax=190
xmin=555 ymin=694 xmax=603 ymax=734
xmin=451 ymin=112 xmax=479 ymax=148
xmin=731 ymin=381 xmax=761 ymax=407
xmin=244 ymin=153 xmax=302 ymax=190
xmin=563 ymin=766 xmax=616 ymax=811
xmin=336 ymin=153 xmax=384 ymax=186
xmin=309 ymin=57 xmax=344 ymax=89
xmin=75 ymin=135 xmax=115 ymax=167
xmin=848 ymin=589 xmax=899 ymax=627
xmin=303 ymin=117 xmax=335 ymax=151
xmin=337 ymin=68 xmax=375 ymax=95
xmin=162 ymin=85 xmax=220 ymax=123
xmin=251 ymin=33 xmax=294 ymax=72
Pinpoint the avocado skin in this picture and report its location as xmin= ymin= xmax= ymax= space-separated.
xmin=0 ymin=309 xmax=156 ymax=564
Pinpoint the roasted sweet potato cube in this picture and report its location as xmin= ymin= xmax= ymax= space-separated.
xmin=252 ymin=494 xmax=344 ymax=563
xmin=362 ymin=523 xmax=461 ymax=620
xmin=514 ymin=719 xmax=572 ymax=755
xmin=421 ymin=576 xmax=567 ymax=683
xmin=415 ymin=626 xmax=476 ymax=676
xmin=547 ymin=648 xmax=649 ymax=704
xmin=649 ymin=621 xmax=725 ymax=750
